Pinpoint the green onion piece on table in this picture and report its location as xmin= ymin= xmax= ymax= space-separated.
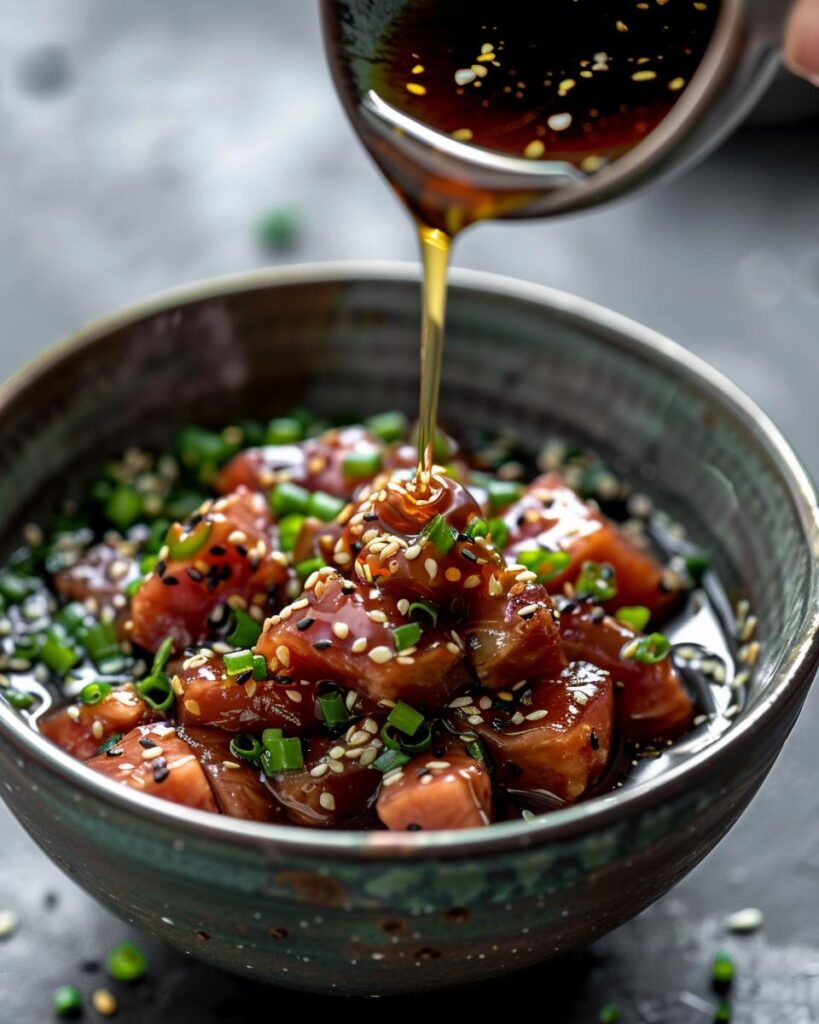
xmin=53 ymin=985 xmax=83 ymax=1018
xmin=106 ymin=942 xmax=148 ymax=983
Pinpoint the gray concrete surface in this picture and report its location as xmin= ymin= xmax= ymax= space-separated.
xmin=0 ymin=1 xmax=818 ymax=1018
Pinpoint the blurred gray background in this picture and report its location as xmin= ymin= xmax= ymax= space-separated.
xmin=1 ymin=1 xmax=818 ymax=1019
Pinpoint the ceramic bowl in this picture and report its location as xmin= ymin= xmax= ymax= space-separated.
xmin=0 ymin=265 xmax=816 ymax=996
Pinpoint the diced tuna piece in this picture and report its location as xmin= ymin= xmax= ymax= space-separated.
xmin=180 ymin=726 xmax=281 ymax=822
xmin=255 ymin=569 xmax=470 ymax=709
xmin=447 ymin=662 xmax=613 ymax=803
xmin=502 ymin=472 xmax=677 ymax=618
xmin=216 ymin=426 xmax=385 ymax=500
xmin=86 ymin=723 xmax=218 ymax=813
xmin=559 ymin=601 xmax=693 ymax=742
xmin=55 ymin=541 xmax=138 ymax=637
xmin=130 ymin=488 xmax=287 ymax=653
xmin=266 ymin=719 xmax=383 ymax=827
xmin=462 ymin=572 xmax=566 ymax=689
xmin=376 ymin=737 xmax=493 ymax=831
xmin=40 ymin=684 xmax=155 ymax=761
xmin=172 ymin=652 xmax=324 ymax=734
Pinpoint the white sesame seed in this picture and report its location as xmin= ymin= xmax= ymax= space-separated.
xmin=344 ymin=748 xmax=363 ymax=759
xmin=510 ymin=712 xmax=525 ymax=725
xmin=488 ymin=575 xmax=504 ymax=596
xmin=310 ymin=763 xmax=330 ymax=778
xmin=91 ymin=721 xmax=104 ymax=740
xmin=360 ymin=747 xmax=378 ymax=767
xmin=467 ymin=714 xmax=483 ymax=725
xmin=142 ymin=746 xmax=165 ymax=760
xmin=0 ymin=909 xmax=18 ymax=938
xmin=725 ymin=907 xmax=764 ymax=933
xmin=515 ymin=570 xmax=538 ymax=584
xmin=449 ymin=696 xmax=473 ymax=708
xmin=397 ymin=599 xmax=410 ymax=615
xmin=304 ymin=571 xmax=320 ymax=590
xmin=352 ymin=637 xmax=368 ymax=654
xmin=329 ymin=745 xmax=346 ymax=760
xmin=275 ymin=645 xmax=291 ymax=668
xmin=518 ymin=603 xmax=539 ymax=618
xmin=420 ymin=773 xmax=434 ymax=785
xmin=319 ymin=792 xmax=336 ymax=812
xmin=328 ymin=759 xmax=345 ymax=774
xmin=424 ymin=558 xmax=438 ymax=580
xmin=333 ymin=622 xmax=349 ymax=640
xmin=463 ymin=575 xmax=481 ymax=589
xmin=184 ymin=699 xmax=201 ymax=716
xmin=285 ymin=689 xmax=303 ymax=703
xmin=381 ymin=769 xmax=404 ymax=787
xmin=367 ymin=610 xmax=388 ymax=624
xmin=455 ymin=68 xmax=477 ymax=85
xmin=425 ymin=761 xmax=451 ymax=770
xmin=362 ymin=718 xmax=379 ymax=734
xmin=67 ymin=706 xmax=81 ymax=722
xmin=291 ymin=598 xmax=309 ymax=611
xmin=478 ymin=696 xmax=492 ymax=710
xmin=349 ymin=730 xmax=371 ymax=746
xmin=368 ymin=646 xmax=393 ymax=664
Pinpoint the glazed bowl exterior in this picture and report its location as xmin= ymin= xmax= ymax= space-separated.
xmin=0 ymin=265 xmax=816 ymax=996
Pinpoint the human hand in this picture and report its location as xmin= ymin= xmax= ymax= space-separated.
xmin=785 ymin=0 xmax=819 ymax=83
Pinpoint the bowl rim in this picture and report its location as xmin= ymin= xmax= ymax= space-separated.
xmin=1 ymin=261 xmax=817 ymax=861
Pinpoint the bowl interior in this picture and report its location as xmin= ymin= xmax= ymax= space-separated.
xmin=0 ymin=263 xmax=816 ymax=834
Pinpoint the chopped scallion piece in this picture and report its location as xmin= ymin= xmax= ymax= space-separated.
xmin=0 ymin=573 xmax=33 ymax=605
xmin=373 ymin=748 xmax=411 ymax=773
xmin=76 ymin=620 xmax=120 ymax=668
xmin=106 ymin=942 xmax=148 ymax=983
xmin=270 ymin=481 xmax=310 ymax=517
xmin=408 ymin=599 xmax=438 ymax=626
xmin=365 ymin=410 xmax=407 ymax=443
xmin=487 ymin=518 xmax=509 ymax=550
xmin=165 ymin=520 xmax=211 ymax=561
xmin=421 ymin=514 xmax=456 ymax=554
xmin=80 ymin=682 xmax=112 ymax=706
xmin=152 ymin=636 xmax=174 ymax=676
xmin=139 ymin=554 xmax=157 ymax=575
xmin=626 ymin=632 xmax=671 ymax=665
xmin=262 ymin=727 xmax=283 ymax=748
xmin=516 ymin=548 xmax=570 ymax=583
xmin=228 ymin=609 xmax=262 ymax=648
xmin=392 ymin=622 xmax=422 ymax=652
xmin=599 ymin=1005 xmax=620 ymax=1024
xmin=261 ymin=735 xmax=304 ymax=774
xmin=55 ymin=602 xmax=87 ymax=636
xmin=465 ymin=518 xmax=488 ymax=540
xmin=575 ymin=560 xmax=617 ymax=602
xmin=277 ymin=513 xmax=305 ymax=552
xmin=685 ymin=552 xmax=711 ymax=583
xmin=466 ymin=738 xmax=487 ymax=763
xmin=486 ymin=479 xmax=522 ymax=511
xmin=615 ymin=606 xmax=651 ymax=632
xmin=96 ymin=733 xmax=123 ymax=756
xmin=176 ymin=426 xmax=236 ymax=469
xmin=125 ymin=578 xmax=144 ymax=599
xmin=398 ymin=721 xmax=433 ymax=755
xmin=265 ymin=417 xmax=303 ymax=445
xmin=318 ymin=690 xmax=348 ymax=727
xmin=224 ymin=649 xmax=255 ymax=676
xmin=5 ymin=689 xmax=35 ymax=710
xmin=387 ymin=700 xmax=424 ymax=737
xmin=712 ymin=949 xmax=735 ymax=988
xmin=38 ymin=632 xmax=79 ymax=674
xmin=714 ymin=1001 xmax=731 ymax=1023
xmin=54 ymin=985 xmax=83 ymax=1018
xmin=342 ymin=450 xmax=383 ymax=479
xmin=230 ymin=734 xmax=262 ymax=762
xmin=252 ymin=654 xmax=267 ymax=681
xmin=296 ymin=557 xmax=326 ymax=580
xmin=105 ymin=485 xmax=143 ymax=530
xmin=307 ymin=490 xmax=346 ymax=522
xmin=136 ymin=674 xmax=174 ymax=713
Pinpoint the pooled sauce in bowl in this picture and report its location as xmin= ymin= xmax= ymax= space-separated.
xmin=2 ymin=414 xmax=753 ymax=830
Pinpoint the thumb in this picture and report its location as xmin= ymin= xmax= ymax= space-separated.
xmin=784 ymin=0 xmax=819 ymax=84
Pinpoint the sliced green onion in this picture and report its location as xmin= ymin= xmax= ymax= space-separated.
xmin=318 ymin=690 xmax=348 ymax=727
xmin=408 ymin=599 xmax=438 ymax=626
xmin=270 ymin=481 xmax=310 ymax=517
xmin=685 ymin=552 xmax=711 ymax=583
xmin=53 ymin=985 xmax=83 ymax=1018
xmin=365 ymin=410 xmax=407 ymax=443
xmin=145 ymin=518 xmax=171 ymax=554
xmin=625 ymin=632 xmax=671 ymax=665
xmin=411 ymin=424 xmax=456 ymax=463
xmin=252 ymin=654 xmax=267 ymax=681
xmin=55 ymin=602 xmax=87 ymax=636
xmin=380 ymin=723 xmax=402 ymax=752
xmin=262 ymin=727 xmax=283 ymax=748
xmin=238 ymin=419 xmax=266 ymax=446
xmin=714 ymin=1001 xmax=731 ymax=1023
xmin=38 ymin=632 xmax=79 ymax=674
xmin=97 ymin=654 xmax=128 ymax=676
xmin=136 ymin=674 xmax=174 ymax=713
xmin=256 ymin=205 xmax=301 ymax=251
xmin=466 ymin=739 xmax=487 ymax=763
xmin=139 ymin=554 xmax=158 ymax=575
xmin=392 ymin=622 xmax=422 ymax=652
xmin=487 ymin=518 xmax=509 ymax=550
xmin=296 ymin=557 xmax=326 ymax=580
xmin=615 ymin=606 xmax=651 ymax=632
xmin=152 ymin=636 xmax=174 ymax=675
xmin=486 ymin=479 xmax=522 ymax=511
xmin=228 ymin=609 xmax=262 ymax=648
xmin=599 ymin=1005 xmax=620 ymax=1024
xmin=398 ymin=721 xmax=433 ymax=755
xmin=165 ymin=490 xmax=207 ymax=521
xmin=421 ymin=514 xmax=456 ymax=554
xmin=0 ymin=573 xmax=33 ymax=605
xmin=80 ymin=682 xmax=112 ymax=706
xmin=277 ymin=513 xmax=305 ymax=553
xmin=387 ymin=700 xmax=424 ymax=737
xmin=176 ymin=426 xmax=236 ymax=469
xmin=229 ymin=733 xmax=263 ymax=763
xmin=342 ymin=450 xmax=383 ymax=479
xmin=712 ymin=949 xmax=735 ymax=988
xmin=516 ymin=548 xmax=570 ymax=583
xmin=465 ymin=518 xmax=488 ymax=540
xmin=76 ymin=620 xmax=120 ymax=667
xmin=96 ymin=732 xmax=123 ymax=756
xmin=261 ymin=735 xmax=304 ymax=774
xmin=105 ymin=485 xmax=143 ymax=530
xmin=265 ymin=417 xmax=303 ymax=445
xmin=373 ymin=748 xmax=411 ymax=773
xmin=307 ymin=490 xmax=346 ymax=522
xmin=224 ymin=649 xmax=255 ymax=676
xmin=575 ymin=560 xmax=618 ymax=602
xmin=107 ymin=941 xmax=148 ymax=982
xmin=125 ymin=578 xmax=144 ymax=599
xmin=166 ymin=520 xmax=211 ymax=561
xmin=5 ymin=689 xmax=35 ymax=710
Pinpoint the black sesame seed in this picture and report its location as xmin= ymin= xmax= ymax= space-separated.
xmin=313 ymin=639 xmax=332 ymax=651
xmin=153 ymin=763 xmax=170 ymax=783
xmin=162 ymin=575 xmax=180 ymax=586
xmin=590 ymin=606 xmax=605 ymax=623
xmin=461 ymin=548 xmax=478 ymax=563
xmin=105 ymin=748 xmax=123 ymax=758
xmin=590 ymin=731 xmax=600 ymax=751
xmin=207 ymin=576 xmax=219 ymax=592
xmin=139 ymin=738 xmax=156 ymax=749
xmin=186 ymin=568 xmax=204 ymax=582
xmin=210 ymin=545 xmax=226 ymax=556
xmin=406 ymin=823 xmax=422 ymax=831
xmin=250 ymin=557 xmax=260 ymax=572
xmin=363 ymin=513 xmax=378 ymax=522
xmin=236 ymin=669 xmax=253 ymax=685
xmin=235 ymin=544 xmax=248 ymax=557
xmin=274 ymin=675 xmax=294 ymax=684
xmin=156 ymin=560 xmax=167 ymax=577
xmin=187 ymin=513 xmax=204 ymax=528
xmin=506 ymin=761 xmax=523 ymax=778
xmin=220 ymin=564 xmax=232 ymax=581
xmin=296 ymin=617 xmax=315 ymax=631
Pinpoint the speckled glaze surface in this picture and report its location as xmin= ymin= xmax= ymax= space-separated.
xmin=0 ymin=265 xmax=816 ymax=996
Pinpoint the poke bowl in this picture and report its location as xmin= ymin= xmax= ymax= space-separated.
xmin=0 ymin=264 xmax=816 ymax=996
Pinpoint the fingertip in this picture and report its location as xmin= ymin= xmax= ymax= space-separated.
xmin=784 ymin=0 xmax=819 ymax=85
